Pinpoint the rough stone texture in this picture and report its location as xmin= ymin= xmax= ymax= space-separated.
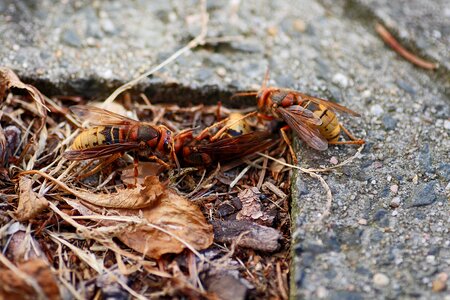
xmin=0 ymin=0 xmax=449 ymax=299
xmin=349 ymin=0 xmax=449 ymax=71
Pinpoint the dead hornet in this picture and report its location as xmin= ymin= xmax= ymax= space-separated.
xmin=64 ymin=105 xmax=178 ymax=173
xmin=234 ymin=72 xmax=365 ymax=160
xmin=64 ymin=106 xmax=272 ymax=171
xmin=179 ymin=112 xmax=274 ymax=166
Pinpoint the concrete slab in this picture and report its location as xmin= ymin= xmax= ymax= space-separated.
xmin=1 ymin=0 xmax=449 ymax=299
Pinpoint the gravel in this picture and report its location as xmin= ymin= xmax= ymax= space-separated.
xmin=1 ymin=0 xmax=449 ymax=299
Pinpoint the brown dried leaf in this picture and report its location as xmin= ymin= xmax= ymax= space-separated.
xmin=236 ymin=187 xmax=264 ymax=220
xmin=236 ymin=187 xmax=275 ymax=225
xmin=115 ymin=189 xmax=213 ymax=258
xmin=121 ymin=162 xmax=164 ymax=185
xmin=74 ymin=181 xmax=213 ymax=259
xmin=75 ymin=175 xmax=165 ymax=208
xmin=0 ymin=125 xmax=6 ymax=166
xmin=0 ymin=67 xmax=47 ymax=120
xmin=19 ymin=171 xmax=165 ymax=209
xmin=5 ymin=231 xmax=47 ymax=263
xmin=0 ymin=259 xmax=60 ymax=300
xmin=270 ymin=158 xmax=285 ymax=181
xmin=14 ymin=177 xmax=49 ymax=221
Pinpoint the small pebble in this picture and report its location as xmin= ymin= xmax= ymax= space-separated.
xmin=293 ymin=19 xmax=306 ymax=32
xmin=412 ymin=174 xmax=419 ymax=185
xmin=267 ymin=26 xmax=278 ymax=36
xmin=330 ymin=156 xmax=338 ymax=165
xmin=444 ymin=120 xmax=450 ymax=130
xmin=370 ymin=104 xmax=384 ymax=117
xmin=361 ymin=90 xmax=371 ymax=98
xmin=101 ymin=18 xmax=116 ymax=34
xmin=390 ymin=197 xmax=401 ymax=208
xmin=390 ymin=184 xmax=399 ymax=194
xmin=387 ymin=175 xmax=392 ymax=182
xmin=426 ymin=255 xmax=436 ymax=264
xmin=316 ymin=286 xmax=328 ymax=298
xmin=358 ymin=218 xmax=368 ymax=225
xmin=216 ymin=67 xmax=227 ymax=77
xmin=373 ymin=273 xmax=390 ymax=287
xmin=391 ymin=210 xmax=398 ymax=217
xmin=332 ymin=73 xmax=349 ymax=88
xmin=432 ymin=272 xmax=448 ymax=292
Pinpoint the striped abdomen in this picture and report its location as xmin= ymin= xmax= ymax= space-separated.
xmin=308 ymin=103 xmax=341 ymax=142
xmin=72 ymin=126 xmax=110 ymax=150
xmin=71 ymin=125 xmax=163 ymax=150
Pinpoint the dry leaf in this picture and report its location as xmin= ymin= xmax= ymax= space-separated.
xmin=121 ymin=162 xmax=164 ymax=185
xmin=14 ymin=177 xmax=49 ymax=221
xmin=270 ymin=158 xmax=285 ymax=181
xmin=236 ymin=187 xmax=264 ymax=220
xmin=236 ymin=187 xmax=275 ymax=225
xmin=0 ymin=125 xmax=6 ymax=166
xmin=115 ymin=190 xmax=213 ymax=259
xmin=74 ymin=175 xmax=165 ymax=208
xmin=22 ymin=171 xmax=165 ymax=209
xmin=0 ymin=68 xmax=48 ymax=170
xmin=0 ymin=67 xmax=47 ymax=123
xmin=76 ymin=180 xmax=214 ymax=259
xmin=5 ymin=231 xmax=47 ymax=263
xmin=0 ymin=259 xmax=60 ymax=300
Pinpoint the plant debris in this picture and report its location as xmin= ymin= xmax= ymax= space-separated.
xmin=0 ymin=65 xmax=363 ymax=298
xmin=375 ymin=23 xmax=438 ymax=70
xmin=0 ymin=258 xmax=60 ymax=300
xmin=0 ymin=67 xmax=295 ymax=299
xmin=212 ymin=220 xmax=282 ymax=252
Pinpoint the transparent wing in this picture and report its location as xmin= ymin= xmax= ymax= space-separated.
xmin=70 ymin=105 xmax=140 ymax=126
xmin=284 ymin=105 xmax=322 ymax=125
xmin=277 ymin=107 xmax=328 ymax=151
xmin=287 ymin=91 xmax=361 ymax=116
xmin=63 ymin=143 xmax=140 ymax=160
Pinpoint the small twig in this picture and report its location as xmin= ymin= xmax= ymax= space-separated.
xmin=276 ymin=262 xmax=288 ymax=300
xmin=375 ymin=23 xmax=438 ymax=70
xmin=230 ymin=164 xmax=251 ymax=188
xmin=48 ymin=232 xmax=147 ymax=300
xmin=257 ymin=152 xmax=333 ymax=223
xmin=257 ymin=151 xmax=268 ymax=189
xmin=103 ymin=0 xmax=209 ymax=104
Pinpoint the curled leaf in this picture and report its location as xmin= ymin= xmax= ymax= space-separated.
xmin=113 ymin=189 xmax=213 ymax=259
xmin=76 ymin=183 xmax=214 ymax=259
xmin=20 ymin=171 xmax=164 ymax=209
xmin=236 ymin=187 xmax=275 ymax=225
xmin=0 ymin=68 xmax=48 ymax=169
xmin=0 ymin=67 xmax=48 ymax=129
xmin=121 ymin=162 xmax=164 ymax=185
xmin=0 ymin=259 xmax=60 ymax=300
xmin=270 ymin=158 xmax=285 ymax=181
xmin=0 ymin=67 xmax=48 ymax=117
xmin=73 ymin=175 xmax=165 ymax=208
xmin=14 ymin=177 xmax=48 ymax=221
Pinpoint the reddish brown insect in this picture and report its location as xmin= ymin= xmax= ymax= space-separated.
xmin=180 ymin=131 xmax=274 ymax=166
xmin=234 ymin=72 xmax=364 ymax=157
xmin=64 ymin=105 xmax=177 ymax=169
xmin=65 ymin=106 xmax=273 ymax=171
xmin=177 ymin=112 xmax=274 ymax=166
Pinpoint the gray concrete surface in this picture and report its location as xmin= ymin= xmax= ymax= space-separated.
xmin=348 ymin=0 xmax=449 ymax=71
xmin=1 ymin=0 xmax=449 ymax=299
